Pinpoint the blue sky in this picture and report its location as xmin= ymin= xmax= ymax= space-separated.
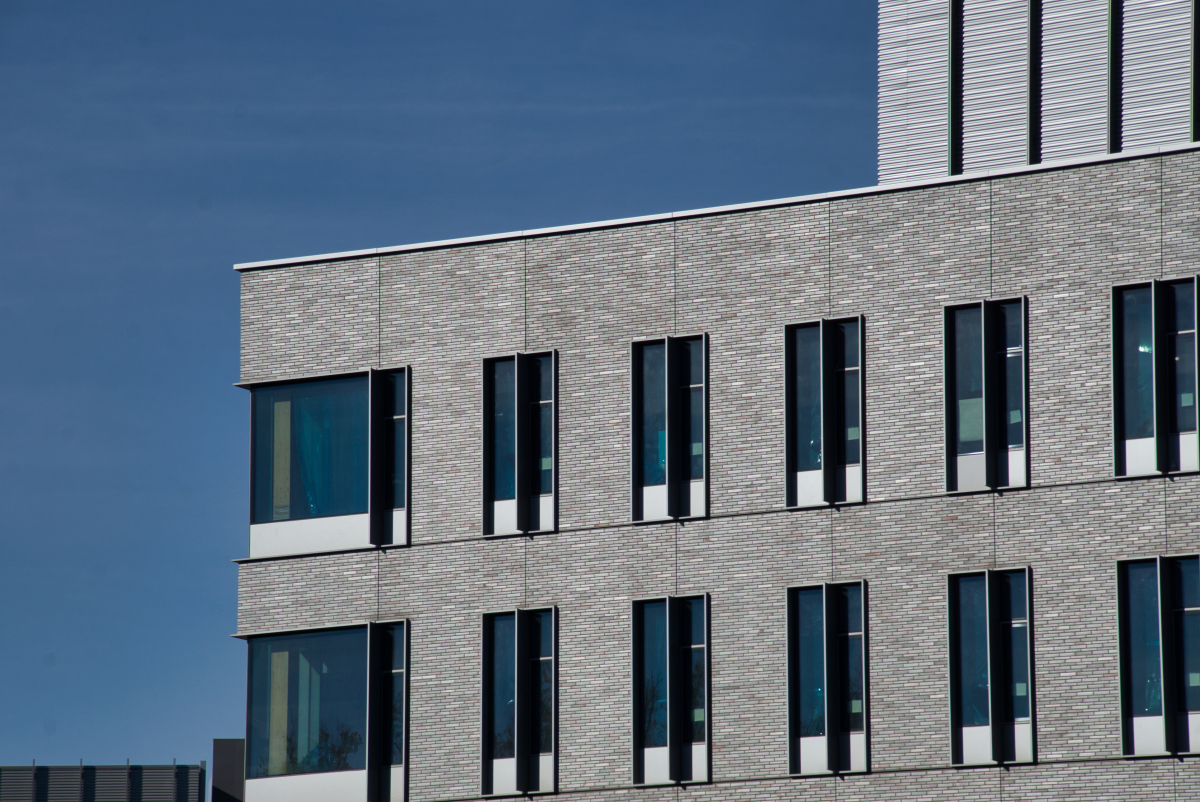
xmin=0 ymin=0 xmax=874 ymax=773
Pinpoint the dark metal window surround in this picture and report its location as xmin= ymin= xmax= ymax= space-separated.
xmin=788 ymin=581 xmax=869 ymax=775
xmin=1113 ymin=279 xmax=1198 ymax=477
xmin=632 ymin=336 xmax=708 ymax=522
xmin=944 ymin=299 xmax=1029 ymax=493
xmin=785 ymin=318 xmax=866 ymax=507
xmin=632 ymin=596 xmax=710 ymax=786
xmin=948 ymin=569 xmax=1035 ymax=766
xmin=1118 ymin=556 xmax=1200 ymax=756
xmin=483 ymin=353 xmax=557 ymax=535
xmin=481 ymin=608 xmax=557 ymax=795
xmin=374 ymin=622 xmax=408 ymax=801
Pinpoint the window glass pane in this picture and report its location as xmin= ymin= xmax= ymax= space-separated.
xmin=793 ymin=326 xmax=822 ymax=472
xmin=1120 ymin=286 xmax=1156 ymax=440
xmin=1168 ymin=280 xmax=1194 ymax=333
xmin=491 ymin=360 xmax=517 ymax=501
xmin=999 ymin=301 xmax=1023 ymax=349
xmin=251 ymin=378 xmax=370 ymax=523
xmin=682 ymin=338 xmax=704 ymax=386
xmin=390 ymin=624 xmax=405 ymax=669
xmin=998 ymin=570 xmax=1026 ymax=621
xmin=490 ymin=614 xmax=516 ymax=759
xmin=688 ymin=647 xmax=706 ymax=743
xmin=247 ymin=628 xmax=368 ymax=778
xmin=837 ymin=320 xmax=859 ymax=369
xmin=1004 ymin=623 xmax=1030 ymax=721
xmin=391 ymin=420 xmax=406 ymax=509
xmin=953 ymin=574 xmax=990 ymax=727
xmin=640 ymin=601 xmax=668 ymax=748
xmin=531 ymin=657 xmax=554 ymax=753
xmin=641 ymin=344 xmax=667 ymax=486
xmin=1173 ymin=556 xmax=1200 ymax=609
xmin=1004 ymin=353 xmax=1024 ymax=447
xmin=1123 ymin=560 xmax=1163 ymax=716
xmin=533 ymin=355 xmax=553 ymax=402
xmin=954 ymin=306 xmax=984 ymax=455
xmin=688 ymin=387 xmax=704 ymax=479
xmin=390 ymin=371 xmax=406 ymax=417
xmin=1174 ymin=333 xmax=1195 ymax=433
xmin=795 ymin=588 xmax=825 ymax=737
xmin=837 ymin=371 xmax=860 ymax=466
xmin=839 ymin=633 xmax=864 ymax=733
xmin=1177 ymin=611 xmax=1200 ymax=711
xmin=536 ymin=402 xmax=553 ymax=494
xmin=683 ymin=598 xmax=705 ymax=645
xmin=835 ymin=583 xmax=862 ymax=634
xmin=389 ymin=671 xmax=404 ymax=765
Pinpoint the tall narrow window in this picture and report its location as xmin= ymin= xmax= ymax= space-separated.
xmin=948 ymin=569 xmax=1034 ymax=765
xmin=632 ymin=337 xmax=707 ymax=521
xmin=482 ymin=609 xmax=556 ymax=795
xmin=786 ymin=318 xmax=865 ymax=507
xmin=1114 ymin=279 xmax=1199 ymax=476
xmin=373 ymin=369 xmax=410 ymax=546
xmin=633 ymin=596 xmax=709 ymax=785
xmin=483 ymin=353 xmax=556 ymax=535
xmin=1119 ymin=556 xmax=1200 ymax=755
xmin=374 ymin=622 xmax=407 ymax=802
xmin=788 ymin=582 xmax=868 ymax=775
xmin=945 ymin=299 xmax=1028 ymax=492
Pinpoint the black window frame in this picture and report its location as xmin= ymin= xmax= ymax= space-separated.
xmin=368 ymin=620 xmax=410 ymax=802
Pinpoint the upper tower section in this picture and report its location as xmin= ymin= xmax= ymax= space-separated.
xmin=878 ymin=0 xmax=1197 ymax=183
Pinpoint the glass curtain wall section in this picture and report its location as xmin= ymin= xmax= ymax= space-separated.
xmin=633 ymin=596 xmax=709 ymax=785
xmin=789 ymin=582 xmax=868 ymax=775
xmin=247 ymin=628 xmax=368 ymax=778
xmin=482 ymin=609 xmax=556 ymax=794
xmin=484 ymin=353 xmax=556 ymax=535
xmin=633 ymin=337 xmax=707 ymax=521
xmin=1114 ymin=279 xmax=1199 ymax=476
xmin=787 ymin=318 xmax=865 ymax=507
xmin=251 ymin=377 xmax=369 ymax=523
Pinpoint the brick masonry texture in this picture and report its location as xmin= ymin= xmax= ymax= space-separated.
xmin=237 ymin=150 xmax=1200 ymax=800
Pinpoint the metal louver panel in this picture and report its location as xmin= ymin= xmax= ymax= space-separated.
xmin=879 ymin=0 xmax=952 ymax=183
xmin=44 ymin=768 xmax=82 ymax=802
xmin=963 ymin=0 xmax=1032 ymax=170
xmin=0 ymin=768 xmax=34 ymax=802
xmin=1040 ymin=0 xmax=1111 ymax=160
xmin=137 ymin=766 xmax=176 ymax=801
xmin=91 ymin=767 xmax=129 ymax=802
xmin=1122 ymin=0 xmax=1193 ymax=148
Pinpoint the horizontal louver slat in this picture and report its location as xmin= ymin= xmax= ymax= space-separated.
xmin=1122 ymin=0 xmax=1192 ymax=148
xmin=1039 ymin=0 xmax=1109 ymax=159
xmin=963 ymin=0 xmax=1030 ymax=171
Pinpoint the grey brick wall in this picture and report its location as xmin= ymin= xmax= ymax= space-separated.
xmin=237 ymin=149 xmax=1200 ymax=800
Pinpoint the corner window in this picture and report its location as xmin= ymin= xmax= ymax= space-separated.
xmin=483 ymin=354 xmax=556 ymax=535
xmin=788 ymin=582 xmax=867 ymax=775
xmin=632 ymin=596 xmax=708 ymax=785
xmin=482 ymin=609 xmax=556 ymax=795
xmin=944 ymin=299 xmax=1028 ymax=492
xmin=1114 ymin=279 xmax=1198 ymax=476
xmin=632 ymin=336 xmax=707 ymax=521
xmin=251 ymin=376 xmax=369 ymax=523
xmin=1118 ymin=556 xmax=1200 ymax=755
xmin=247 ymin=627 xmax=368 ymax=778
xmin=948 ymin=569 xmax=1034 ymax=765
xmin=786 ymin=318 xmax=865 ymax=507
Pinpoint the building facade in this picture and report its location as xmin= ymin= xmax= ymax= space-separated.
xmin=232 ymin=2 xmax=1200 ymax=801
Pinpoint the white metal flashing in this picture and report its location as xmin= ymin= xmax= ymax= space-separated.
xmin=233 ymin=141 xmax=1200 ymax=272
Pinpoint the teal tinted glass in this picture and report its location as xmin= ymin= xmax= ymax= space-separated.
xmin=490 ymin=360 xmax=517 ymax=500
xmin=840 ymin=634 xmax=864 ymax=732
xmin=1174 ymin=333 xmax=1196 ymax=434
xmin=795 ymin=588 xmax=825 ymax=737
xmin=390 ymin=370 xmax=407 ymax=416
xmin=1120 ymin=286 xmax=1155 ymax=440
xmin=533 ymin=355 xmax=553 ymax=401
xmin=953 ymin=574 xmax=990 ymax=727
xmin=998 ymin=570 xmax=1026 ymax=621
xmin=688 ymin=647 xmax=706 ymax=742
xmin=640 ymin=601 xmax=668 ymax=747
xmin=391 ymin=421 xmax=406 ymax=509
xmin=531 ymin=656 xmax=554 ymax=753
xmin=792 ymin=325 xmax=822 ymax=472
xmin=640 ymin=344 xmax=667 ymax=486
xmin=682 ymin=337 xmax=704 ymax=385
xmin=1004 ymin=623 xmax=1030 ymax=721
xmin=688 ymin=387 xmax=704 ymax=479
xmin=490 ymin=614 xmax=516 ymax=758
xmin=390 ymin=623 xmax=405 ymax=669
xmin=837 ymin=370 xmax=860 ymax=465
xmin=837 ymin=320 xmax=859 ymax=369
xmin=953 ymin=306 xmax=984 ymax=454
xmin=999 ymin=300 xmax=1022 ymax=349
xmin=1123 ymin=560 xmax=1163 ymax=716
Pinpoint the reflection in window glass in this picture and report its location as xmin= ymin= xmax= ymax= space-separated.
xmin=996 ymin=301 xmax=1024 ymax=448
xmin=953 ymin=574 xmax=990 ymax=727
xmin=389 ymin=371 xmax=407 ymax=509
xmin=1172 ymin=557 xmax=1200 ymax=712
xmin=835 ymin=584 xmax=864 ymax=733
xmin=1167 ymin=282 xmax=1196 ymax=444
xmin=640 ymin=601 xmax=668 ymax=748
xmin=794 ymin=588 xmax=825 ymax=737
xmin=681 ymin=598 xmax=706 ymax=743
xmin=252 ymin=377 xmax=369 ymax=523
xmin=1120 ymin=286 xmax=1156 ymax=440
xmin=998 ymin=571 xmax=1029 ymax=722
xmin=641 ymin=345 xmax=667 ymax=486
xmin=1122 ymin=560 xmax=1163 ymax=716
xmin=954 ymin=307 xmax=984 ymax=455
xmin=387 ymin=624 xmax=406 ymax=765
xmin=490 ymin=614 xmax=516 ymax=759
xmin=490 ymin=360 xmax=517 ymax=501
xmin=247 ymin=628 xmax=368 ymax=778
xmin=792 ymin=325 xmax=822 ymax=472
xmin=682 ymin=339 xmax=705 ymax=480
xmin=531 ymin=356 xmax=554 ymax=495
xmin=530 ymin=611 xmax=554 ymax=754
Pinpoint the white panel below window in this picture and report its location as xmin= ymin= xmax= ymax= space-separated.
xmin=528 ymin=753 xmax=553 ymax=792
xmin=641 ymin=746 xmax=670 ymax=784
xmin=846 ymin=731 xmax=867 ymax=772
xmin=961 ymin=724 xmax=993 ymax=764
xmin=1125 ymin=437 xmax=1158 ymax=476
xmin=389 ymin=765 xmax=404 ymax=802
xmin=1004 ymin=720 xmax=1033 ymax=763
xmin=529 ymin=494 xmax=555 ymax=532
xmin=492 ymin=499 xmax=518 ymax=535
xmin=683 ymin=742 xmax=707 ymax=782
xmin=838 ymin=464 xmax=863 ymax=503
xmin=249 ymin=514 xmax=370 ymax=559
xmin=1001 ymin=447 xmax=1026 ymax=488
xmin=1177 ymin=711 xmax=1200 ymax=753
xmin=1176 ymin=432 xmax=1199 ymax=472
xmin=956 ymin=452 xmax=987 ymax=492
xmin=686 ymin=479 xmax=706 ymax=517
xmin=795 ymin=470 xmax=825 ymax=507
xmin=490 ymin=757 xmax=517 ymax=795
xmin=392 ymin=508 xmax=408 ymax=545
xmin=245 ymin=770 xmax=367 ymax=802
xmin=1133 ymin=714 xmax=1166 ymax=755
xmin=796 ymin=735 xmax=829 ymax=775
xmin=642 ymin=485 xmax=669 ymax=521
